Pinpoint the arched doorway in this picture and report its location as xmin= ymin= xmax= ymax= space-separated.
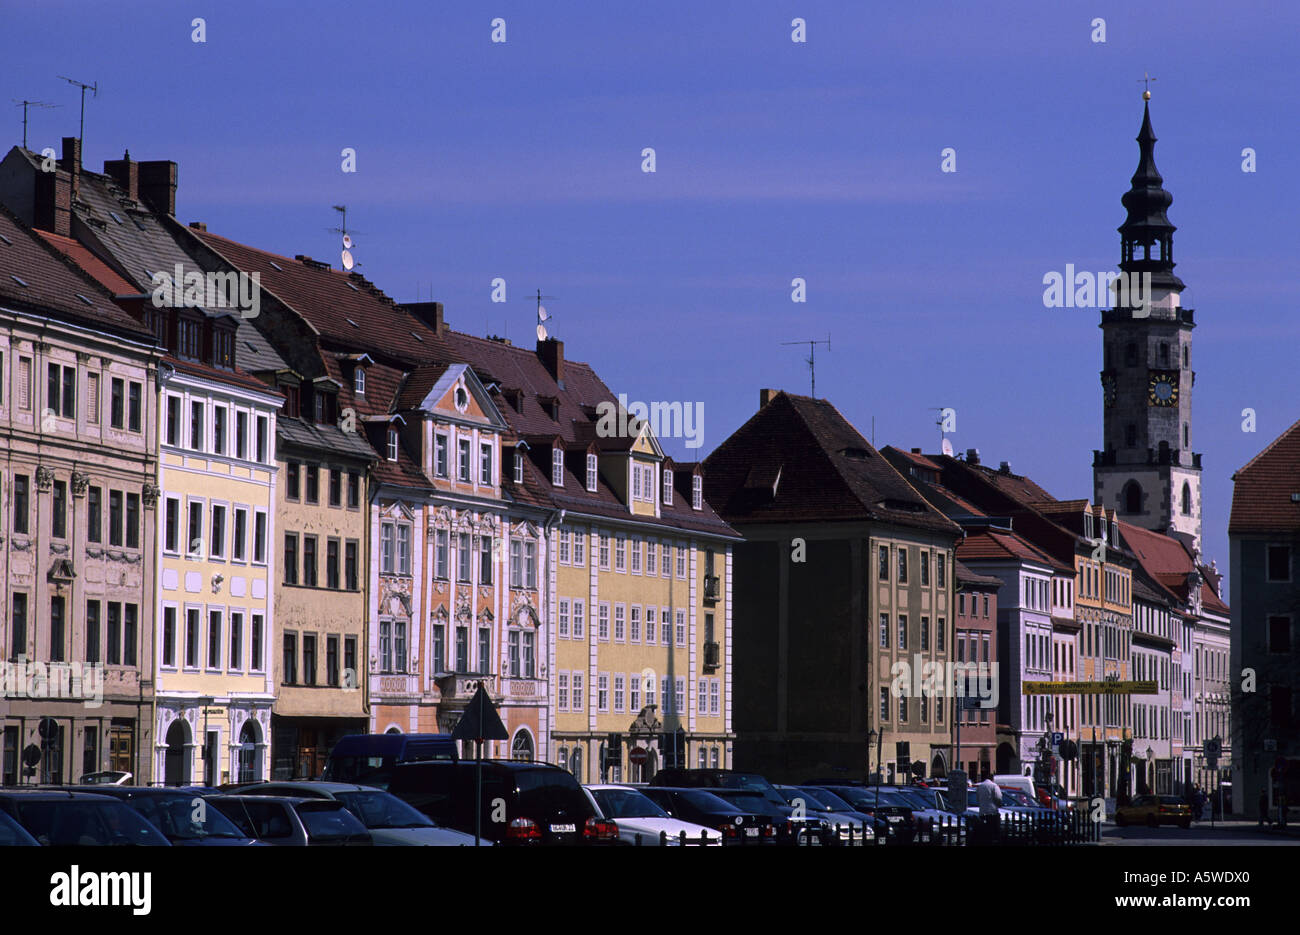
xmin=996 ymin=742 xmax=1016 ymax=776
xmin=1124 ymin=481 xmax=1142 ymax=514
xmin=570 ymin=747 xmax=583 ymax=782
xmin=237 ymin=720 xmax=262 ymax=784
xmin=511 ymin=729 xmax=533 ymax=762
xmin=930 ymin=753 xmax=947 ymax=779
xmin=164 ymin=719 xmax=191 ymax=786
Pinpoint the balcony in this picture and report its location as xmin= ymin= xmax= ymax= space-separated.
xmin=703 ymin=575 xmax=721 ymax=604
xmin=435 ymin=673 xmax=500 ymax=702
xmin=374 ymin=673 xmax=421 ymax=699
xmin=703 ymin=641 xmax=720 ymax=672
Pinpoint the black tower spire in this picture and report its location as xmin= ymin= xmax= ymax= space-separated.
xmin=1118 ymin=102 xmax=1183 ymax=292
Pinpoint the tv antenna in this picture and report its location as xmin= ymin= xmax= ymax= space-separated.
xmin=781 ymin=334 xmax=830 ymax=396
xmin=328 ymin=205 xmax=363 ymax=271
xmin=533 ymin=288 xmax=557 ymax=341
xmin=12 ymin=100 xmax=59 ymax=149
xmin=930 ymin=406 xmax=953 ymax=450
xmin=56 ymin=76 xmax=97 ymax=146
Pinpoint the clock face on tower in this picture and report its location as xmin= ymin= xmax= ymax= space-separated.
xmin=1148 ymin=371 xmax=1178 ymax=407
xmin=1101 ymin=373 xmax=1116 ymax=408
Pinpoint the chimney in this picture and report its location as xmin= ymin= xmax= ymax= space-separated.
xmin=999 ymin=460 xmax=1011 ymax=474
xmin=759 ymin=388 xmax=779 ymax=409
xmin=966 ymin=448 xmax=980 ymax=466
xmin=188 ymin=221 xmax=206 ymax=232
xmin=137 ymin=159 xmax=178 ymax=216
xmin=33 ymin=166 xmax=72 ymax=237
xmin=405 ymin=301 xmax=447 ymax=336
xmin=537 ymin=337 xmax=564 ymax=384
xmin=103 ymin=151 xmax=138 ymax=201
xmin=911 ymin=447 xmax=921 ymax=454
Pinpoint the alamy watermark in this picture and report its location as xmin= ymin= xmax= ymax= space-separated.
xmin=0 ymin=658 xmax=104 ymax=708
xmin=1042 ymin=267 xmax=1152 ymax=316
xmin=596 ymin=393 xmax=704 ymax=449
xmin=889 ymin=655 xmax=998 ymax=708
xmin=151 ymin=263 xmax=260 ymax=318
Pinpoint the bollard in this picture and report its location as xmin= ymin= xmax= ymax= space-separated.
xmin=660 ymin=830 xmax=668 ymax=847
xmin=635 ymin=833 xmax=643 ymax=847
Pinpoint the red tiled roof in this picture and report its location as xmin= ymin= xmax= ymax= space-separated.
xmin=1229 ymin=417 xmax=1300 ymax=535
xmin=35 ymin=231 xmax=139 ymax=296
xmin=957 ymin=527 xmax=1065 ymax=569
xmin=189 ymin=229 xmax=450 ymax=367
xmin=955 ymin=560 xmax=1002 ymax=588
xmin=0 ymin=205 xmax=152 ymax=339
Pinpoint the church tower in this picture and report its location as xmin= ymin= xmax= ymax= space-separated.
xmin=1093 ymin=95 xmax=1202 ymax=554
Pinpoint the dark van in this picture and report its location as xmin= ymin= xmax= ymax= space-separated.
xmin=388 ymin=760 xmax=616 ymax=845
xmin=322 ymin=734 xmax=458 ymax=788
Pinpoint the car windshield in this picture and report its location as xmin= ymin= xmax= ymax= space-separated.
xmin=781 ymin=788 xmax=833 ymax=811
xmin=15 ymin=800 xmax=170 ymax=846
xmin=515 ymin=769 xmax=592 ymax=820
xmin=895 ymin=789 xmax=936 ymax=809
xmin=335 ymin=790 xmax=434 ymax=829
xmin=677 ymin=789 xmax=745 ymax=814
xmin=128 ymin=794 xmax=246 ymax=839
xmin=0 ymin=810 xmax=37 ymax=846
xmin=1000 ymin=789 xmax=1034 ymax=807
xmin=299 ymin=803 xmax=369 ymax=841
xmin=1158 ymin=796 xmax=1185 ymax=806
xmin=800 ymin=788 xmax=855 ymax=812
xmin=591 ymin=789 xmax=669 ymax=819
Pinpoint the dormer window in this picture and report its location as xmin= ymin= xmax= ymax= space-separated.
xmin=586 ymin=453 xmax=598 ymax=492
xmin=663 ymin=468 xmax=673 ymax=505
xmin=387 ymin=429 xmax=399 ymax=462
xmin=177 ymin=316 xmax=202 ymax=361
xmin=354 ymin=368 xmax=365 ymax=395
xmin=552 ymin=447 xmax=564 ymax=486
xmin=514 ymin=451 xmax=524 ymax=484
xmin=692 ymin=474 xmax=702 ymax=510
xmin=283 ymin=385 xmax=300 ymax=418
xmin=213 ymin=328 xmax=234 ymax=370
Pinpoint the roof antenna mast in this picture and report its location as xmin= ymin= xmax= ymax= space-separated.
xmin=12 ymin=100 xmax=58 ymax=150
xmin=329 ymin=205 xmax=363 ymax=271
xmin=533 ymin=288 xmax=557 ymax=342
xmin=56 ymin=75 xmax=97 ymax=147
xmin=781 ymin=334 xmax=830 ymax=396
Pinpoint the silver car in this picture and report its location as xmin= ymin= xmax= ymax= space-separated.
xmin=225 ymin=781 xmax=483 ymax=846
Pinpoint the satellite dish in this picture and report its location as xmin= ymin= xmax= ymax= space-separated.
xmin=537 ymin=306 xmax=549 ymax=321
xmin=536 ymin=323 xmax=548 ymax=341
xmin=342 ymin=234 xmax=353 ymax=249
xmin=941 ymin=438 xmax=954 ymax=457
xmin=341 ymin=249 xmax=354 ymax=270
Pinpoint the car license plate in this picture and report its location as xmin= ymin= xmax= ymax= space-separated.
xmin=887 ymin=816 xmax=902 ymax=823
xmin=746 ymin=827 xmax=760 ymax=837
xmin=550 ymin=823 xmax=576 ymax=833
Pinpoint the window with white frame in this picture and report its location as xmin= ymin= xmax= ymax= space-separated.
xmin=614 ymin=674 xmax=625 ymax=713
xmin=480 ymin=443 xmax=492 ymax=485
xmin=513 ymin=450 xmax=523 ymax=483
xmin=380 ymin=523 xmax=394 ymax=574
xmin=646 ymin=540 xmax=657 ymax=576
xmin=572 ymin=672 xmax=583 ymax=711
xmin=663 ymin=468 xmax=673 ymax=505
xmin=598 ymin=602 xmax=610 ymax=641
xmin=692 ymin=474 xmax=702 ymax=510
xmin=387 ymin=429 xmax=399 ymax=462
xmin=435 ymin=433 xmax=449 ymax=477
xmin=551 ymin=446 xmax=564 ymax=486
xmin=354 ymin=367 xmax=365 ymax=395
xmin=614 ymin=604 xmax=625 ymax=642
xmin=646 ymin=608 xmax=656 ymax=644
xmin=586 ymin=453 xmax=598 ymax=492
xmin=510 ymin=540 xmax=522 ymax=588
xmin=558 ymin=672 xmax=569 ymax=711
xmin=559 ymin=599 xmax=570 ymax=638
xmin=598 ymin=673 xmax=609 ymax=711
xmin=524 ymin=541 xmax=536 ymax=588
xmin=435 ymin=529 xmax=448 ymax=579
xmin=676 ymin=544 xmax=687 ymax=578
xmin=573 ymin=531 xmax=586 ymax=566
xmin=572 ymin=600 xmax=584 ymax=639
xmin=559 ymin=529 xmax=571 ymax=564
xmin=709 ymin=679 xmax=719 ymax=715
xmin=661 ymin=608 xmax=671 ymax=645
xmin=675 ymin=610 xmax=686 ymax=647
xmin=630 ymin=538 xmax=641 ymax=574
xmin=630 ymin=606 xmax=640 ymax=642
xmin=615 ymin=536 xmax=626 ymax=572
xmin=599 ymin=533 xmax=610 ymax=570
xmin=458 ymin=439 xmax=471 ymax=482
xmin=675 ymin=677 xmax=685 ymax=715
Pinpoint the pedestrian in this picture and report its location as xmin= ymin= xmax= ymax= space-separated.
xmin=1192 ymin=786 xmax=1205 ymax=822
xmin=977 ymin=771 xmax=1002 ymax=845
xmin=1259 ymin=789 xmax=1269 ymax=829
xmin=1280 ymin=792 xmax=1289 ymax=829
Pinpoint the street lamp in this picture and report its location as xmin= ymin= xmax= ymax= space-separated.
xmin=1146 ymin=745 xmax=1153 ymax=795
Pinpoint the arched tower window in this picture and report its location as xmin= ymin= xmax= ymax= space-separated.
xmin=1124 ymin=482 xmax=1142 ymax=515
xmin=1181 ymin=482 xmax=1192 ymax=516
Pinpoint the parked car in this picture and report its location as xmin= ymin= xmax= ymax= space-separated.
xmin=0 ymin=808 xmax=40 ymax=846
xmin=78 ymin=770 xmax=133 ymax=786
xmin=584 ymin=785 xmax=721 ymax=845
xmin=705 ymin=786 xmax=830 ymax=845
xmin=388 ymin=760 xmax=615 ymax=845
xmin=82 ymin=787 xmax=261 ymax=846
xmin=206 ymin=794 xmax=373 ymax=845
xmin=776 ymin=785 xmax=877 ymax=844
xmin=1114 ymin=795 xmax=1192 ymax=829
xmin=321 ymin=733 xmax=458 ymax=788
xmin=0 ymin=790 xmax=171 ymax=846
xmin=227 ymin=781 xmax=481 ymax=845
xmin=639 ymin=786 xmax=775 ymax=845
xmin=649 ymin=769 xmax=789 ymax=810
xmin=807 ymin=784 xmax=917 ymax=843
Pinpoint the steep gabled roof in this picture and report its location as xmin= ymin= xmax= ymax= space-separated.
xmin=0 ymin=203 xmax=152 ymax=339
xmin=703 ymin=392 xmax=958 ymax=534
xmin=1230 ymin=417 xmax=1300 ymax=535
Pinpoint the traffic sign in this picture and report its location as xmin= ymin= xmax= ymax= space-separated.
xmin=1051 ymin=732 xmax=1064 ymax=746
xmin=628 ymin=747 xmax=647 ymax=766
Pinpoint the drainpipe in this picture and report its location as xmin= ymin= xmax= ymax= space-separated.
xmin=541 ymin=509 xmax=564 ymax=762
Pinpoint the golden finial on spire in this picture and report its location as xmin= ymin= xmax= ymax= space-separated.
xmin=1139 ymin=70 xmax=1156 ymax=100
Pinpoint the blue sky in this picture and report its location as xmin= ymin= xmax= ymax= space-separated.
xmin=10 ymin=0 xmax=1300 ymax=579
